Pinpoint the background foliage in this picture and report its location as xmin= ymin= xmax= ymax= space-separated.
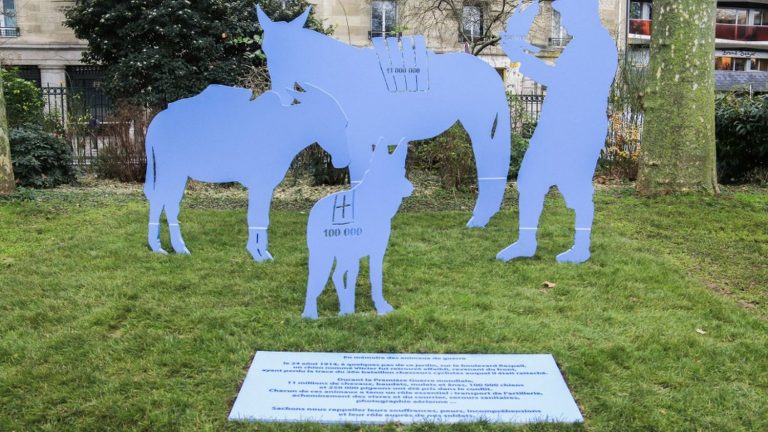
xmin=65 ymin=0 xmax=330 ymax=108
xmin=715 ymin=93 xmax=768 ymax=184
xmin=0 ymin=68 xmax=44 ymax=129
xmin=9 ymin=126 xmax=75 ymax=188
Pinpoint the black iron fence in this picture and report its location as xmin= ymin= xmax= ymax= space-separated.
xmin=41 ymin=85 xmax=117 ymax=166
xmin=508 ymin=91 xmax=545 ymax=136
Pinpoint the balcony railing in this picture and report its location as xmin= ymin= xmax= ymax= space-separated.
xmin=629 ymin=19 xmax=652 ymax=37
xmin=548 ymin=36 xmax=573 ymax=48
xmin=716 ymin=23 xmax=768 ymax=42
xmin=0 ymin=26 xmax=19 ymax=37
xmin=368 ymin=30 xmax=401 ymax=39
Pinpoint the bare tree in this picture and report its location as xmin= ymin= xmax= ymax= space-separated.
xmin=395 ymin=0 xmax=530 ymax=55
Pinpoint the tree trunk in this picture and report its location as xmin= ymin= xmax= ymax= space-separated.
xmin=636 ymin=0 xmax=719 ymax=196
xmin=0 ymin=76 xmax=16 ymax=195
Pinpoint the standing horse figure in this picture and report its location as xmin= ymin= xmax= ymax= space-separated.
xmin=303 ymin=140 xmax=413 ymax=319
xmin=256 ymin=6 xmax=510 ymax=228
xmin=144 ymin=83 xmax=350 ymax=261
xmin=497 ymin=0 xmax=618 ymax=263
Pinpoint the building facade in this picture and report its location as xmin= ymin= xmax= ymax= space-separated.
xmin=0 ymin=0 xmax=89 ymax=87
xmin=627 ymin=0 xmax=768 ymax=92
xmin=0 ymin=0 xmax=626 ymax=93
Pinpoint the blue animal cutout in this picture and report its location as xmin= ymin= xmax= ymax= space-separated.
xmin=303 ymin=140 xmax=413 ymax=319
xmin=144 ymin=84 xmax=350 ymax=261
xmin=256 ymin=6 xmax=510 ymax=228
xmin=497 ymin=0 xmax=618 ymax=263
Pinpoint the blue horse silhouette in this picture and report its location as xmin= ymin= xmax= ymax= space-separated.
xmin=257 ymin=6 xmax=510 ymax=228
xmin=498 ymin=0 xmax=618 ymax=263
xmin=303 ymin=140 xmax=412 ymax=319
xmin=144 ymin=84 xmax=349 ymax=261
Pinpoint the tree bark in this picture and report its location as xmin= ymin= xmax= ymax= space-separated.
xmin=0 ymin=76 xmax=16 ymax=195
xmin=636 ymin=0 xmax=719 ymax=196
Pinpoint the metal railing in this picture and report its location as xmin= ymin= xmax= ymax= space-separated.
xmin=548 ymin=36 xmax=573 ymax=48
xmin=508 ymin=92 xmax=545 ymax=136
xmin=41 ymin=85 xmax=115 ymax=166
xmin=716 ymin=23 xmax=768 ymax=42
xmin=0 ymin=26 xmax=19 ymax=37
xmin=629 ymin=19 xmax=652 ymax=37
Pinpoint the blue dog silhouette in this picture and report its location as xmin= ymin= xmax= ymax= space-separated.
xmin=144 ymin=84 xmax=350 ymax=261
xmin=498 ymin=0 xmax=618 ymax=263
xmin=257 ymin=6 xmax=510 ymax=229
xmin=303 ymin=141 xmax=413 ymax=319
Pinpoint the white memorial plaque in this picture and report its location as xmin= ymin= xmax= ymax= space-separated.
xmin=230 ymin=352 xmax=583 ymax=424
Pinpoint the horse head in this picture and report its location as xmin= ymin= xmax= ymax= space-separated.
xmin=287 ymin=83 xmax=350 ymax=169
xmin=256 ymin=5 xmax=313 ymax=105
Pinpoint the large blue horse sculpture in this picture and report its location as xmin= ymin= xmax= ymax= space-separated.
xmin=256 ymin=6 xmax=511 ymax=228
xmin=144 ymin=84 xmax=350 ymax=261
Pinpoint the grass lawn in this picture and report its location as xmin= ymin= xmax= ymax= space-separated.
xmin=0 ymin=177 xmax=766 ymax=431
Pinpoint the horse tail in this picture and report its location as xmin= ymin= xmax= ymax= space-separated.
xmin=144 ymin=126 xmax=157 ymax=200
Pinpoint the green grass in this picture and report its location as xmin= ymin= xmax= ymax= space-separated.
xmin=0 ymin=180 xmax=766 ymax=431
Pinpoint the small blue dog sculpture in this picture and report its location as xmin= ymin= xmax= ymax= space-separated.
xmin=303 ymin=141 xmax=413 ymax=319
xmin=144 ymin=84 xmax=350 ymax=261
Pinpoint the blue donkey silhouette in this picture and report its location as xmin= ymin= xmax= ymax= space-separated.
xmin=257 ymin=6 xmax=510 ymax=229
xmin=303 ymin=141 xmax=413 ymax=319
xmin=498 ymin=0 xmax=618 ymax=263
xmin=144 ymin=84 xmax=349 ymax=261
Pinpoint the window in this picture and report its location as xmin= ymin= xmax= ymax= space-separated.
xmin=630 ymin=1 xmax=652 ymax=20
xmin=1 ymin=0 xmax=17 ymax=37
xmin=715 ymin=56 xmax=768 ymax=71
xmin=371 ymin=0 xmax=397 ymax=38
xmin=460 ymin=4 xmax=483 ymax=41
xmin=715 ymin=57 xmax=732 ymax=71
xmin=549 ymin=10 xmax=570 ymax=47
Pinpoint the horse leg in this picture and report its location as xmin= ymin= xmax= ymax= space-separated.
xmin=497 ymin=171 xmax=547 ymax=261
xmin=462 ymin=109 xmax=510 ymax=228
xmin=161 ymin=177 xmax=190 ymax=255
xmin=369 ymin=251 xmax=393 ymax=315
xmin=303 ymin=253 xmax=334 ymax=319
xmin=245 ymin=187 xmax=273 ymax=262
xmin=555 ymin=178 xmax=594 ymax=264
xmin=147 ymin=196 xmax=167 ymax=254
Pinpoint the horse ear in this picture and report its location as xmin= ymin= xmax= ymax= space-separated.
xmin=256 ymin=5 xmax=272 ymax=28
xmin=284 ymin=87 xmax=303 ymax=104
xmin=393 ymin=139 xmax=409 ymax=164
xmin=290 ymin=7 xmax=311 ymax=28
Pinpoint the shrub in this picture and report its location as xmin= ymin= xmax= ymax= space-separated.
xmin=1 ymin=68 xmax=45 ymax=129
xmin=510 ymin=135 xmax=529 ymax=179
xmin=93 ymin=105 xmax=152 ymax=183
xmin=10 ymin=126 xmax=75 ymax=188
xmin=292 ymin=144 xmax=349 ymax=186
xmin=715 ymin=93 xmax=768 ymax=184
xmin=413 ymin=123 xmax=477 ymax=190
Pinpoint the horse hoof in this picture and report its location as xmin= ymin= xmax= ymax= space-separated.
xmin=174 ymin=247 xmax=191 ymax=255
xmin=248 ymin=247 xmax=274 ymax=262
xmin=302 ymin=310 xmax=319 ymax=320
xmin=556 ymin=248 xmax=590 ymax=264
xmin=375 ymin=302 xmax=394 ymax=315
xmin=496 ymin=242 xmax=535 ymax=262
xmin=466 ymin=215 xmax=490 ymax=228
xmin=151 ymin=248 xmax=168 ymax=255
